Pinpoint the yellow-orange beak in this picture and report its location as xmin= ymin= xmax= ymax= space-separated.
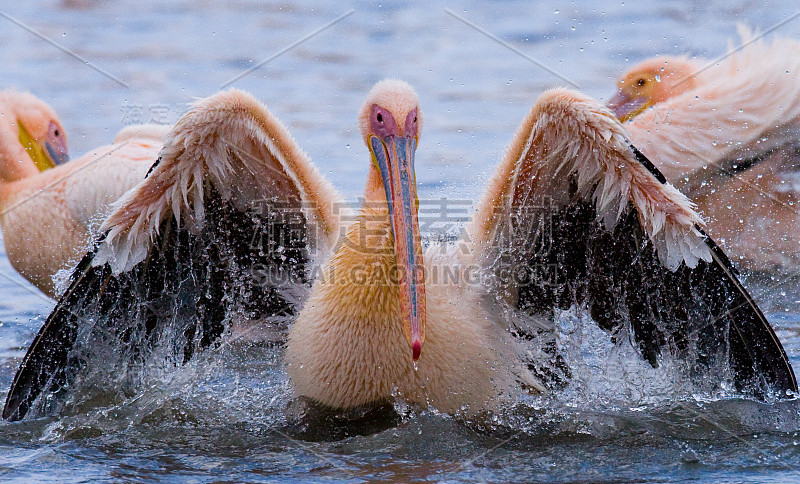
xmin=369 ymin=134 xmax=426 ymax=361
xmin=607 ymin=89 xmax=650 ymax=122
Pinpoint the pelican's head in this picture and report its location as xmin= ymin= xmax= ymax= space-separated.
xmin=359 ymin=79 xmax=426 ymax=361
xmin=608 ymin=56 xmax=700 ymax=122
xmin=0 ymin=90 xmax=69 ymax=181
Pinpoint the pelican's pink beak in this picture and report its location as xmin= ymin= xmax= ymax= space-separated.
xmin=607 ymin=89 xmax=650 ymax=122
xmin=369 ymin=134 xmax=426 ymax=361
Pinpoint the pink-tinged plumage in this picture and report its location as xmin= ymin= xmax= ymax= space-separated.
xmin=611 ymin=27 xmax=800 ymax=272
xmin=0 ymin=90 xmax=166 ymax=296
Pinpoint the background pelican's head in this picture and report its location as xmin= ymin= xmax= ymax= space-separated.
xmin=358 ymin=79 xmax=426 ymax=361
xmin=608 ymin=56 xmax=701 ymax=121
xmin=0 ymin=90 xmax=69 ymax=182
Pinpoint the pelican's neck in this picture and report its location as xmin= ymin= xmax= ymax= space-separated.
xmin=362 ymin=161 xmax=387 ymax=206
xmin=287 ymin=165 xmax=419 ymax=409
xmin=325 ymin=163 xmax=398 ymax=299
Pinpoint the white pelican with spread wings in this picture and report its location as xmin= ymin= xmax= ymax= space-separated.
xmin=4 ymin=80 xmax=795 ymax=421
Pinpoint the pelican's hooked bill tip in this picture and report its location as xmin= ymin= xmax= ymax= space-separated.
xmin=412 ymin=339 xmax=422 ymax=361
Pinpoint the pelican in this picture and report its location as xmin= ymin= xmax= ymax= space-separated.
xmin=0 ymin=90 xmax=69 ymax=173
xmin=0 ymin=90 xmax=168 ymax=296
xmin=608 ymin=28 xmax=800 ymax=272
xmin=3 ymin=81 xmax=795 ymax=422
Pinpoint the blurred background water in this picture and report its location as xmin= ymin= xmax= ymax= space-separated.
xmin=2 ymin=1 xmax=800 ymax=482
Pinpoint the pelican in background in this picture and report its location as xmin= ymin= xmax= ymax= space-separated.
xmin=608 ymin=28 xmax=800 ymax=273
xmin=3 ymin=81 xmax=795 ymax=422
xmin=0 ymin=90 xmax=169 ymax=296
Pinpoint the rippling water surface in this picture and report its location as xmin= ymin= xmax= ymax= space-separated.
xmin=2 ymin=1 xmax=800 ymax=482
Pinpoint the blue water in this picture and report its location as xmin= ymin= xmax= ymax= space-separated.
xmin=2 ymin=1 xmax=800 ymax=482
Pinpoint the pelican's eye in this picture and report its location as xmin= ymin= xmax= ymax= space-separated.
xmin=637 ymin=78 xmax=646 ymax=86
xmin=48 ymin=122 xmax=62 ymax=139
xmin=370 ymin=104 xmax=398 ymax=138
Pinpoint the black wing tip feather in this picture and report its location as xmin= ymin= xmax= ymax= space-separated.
xmin=630 ymin=145 xmax=667 ymax=184
xmin=693 ymin=227 xmax=798 ymax=395
xmin=2 ymin=246 xmax=104 ymax=421
xmin=632 ymin=144 xmax=797 ymax=396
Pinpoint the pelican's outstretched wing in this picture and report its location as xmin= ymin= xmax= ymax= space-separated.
xmin=470 ymin=89 xmax=797 ymax=397
xmin=3 ymin=89 xmax=343 ymax=421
